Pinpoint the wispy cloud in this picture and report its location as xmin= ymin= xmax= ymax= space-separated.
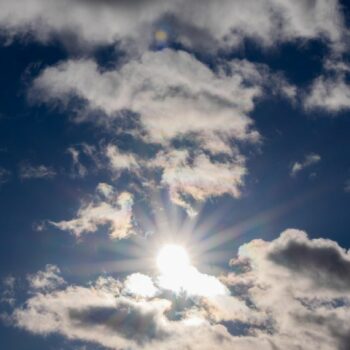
xmin=19 ymin=162 xmax=56 ymax=180
xmin=290 ymin=153 xmax=321 ymax=177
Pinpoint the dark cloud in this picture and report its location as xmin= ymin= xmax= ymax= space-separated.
xmin=268 ymin=233 xmax=350 ymax=291
xmin=69 ymin=302 xmax=169 ymax=344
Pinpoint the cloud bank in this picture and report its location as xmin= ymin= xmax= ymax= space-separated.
xmin=6 ymin=229 xmax=350 ymax=350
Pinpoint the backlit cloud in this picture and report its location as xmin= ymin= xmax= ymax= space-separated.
xmin=49 ymin=183 xmax=134 ymax=239
xmin=7 ymin=229 xmax=350 ymax=350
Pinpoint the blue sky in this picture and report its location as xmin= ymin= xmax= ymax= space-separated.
xmin=1 ymin=1 xmax=350 ymax=349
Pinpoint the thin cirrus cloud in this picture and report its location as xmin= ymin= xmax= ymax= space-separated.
xmin=290 ymin=153 xmax=321 ymax=177
xmin=5 ymin=229 xmax=350 ymax=350
xmin=18 ymin=162 xmax=57 ymax=180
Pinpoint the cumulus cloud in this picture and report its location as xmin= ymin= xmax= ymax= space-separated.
xmin=30 ymin=49 xmax=279 ymax=213
xmin=49 ymin=183 xmax=134 ymax=239
xmin=19 ymin=162 xmax=56 ymax=180
xmin=29 ymin=50 xmax=263 ymax=146
xmin=0 ymin=0 xmax=346 ymax=52
xmin=227 ymin=229 xmax=350 ymax=348
xmin=7 ymin=229 xmax=350 ymax=350
xmin=290 ymin=153 xmax=321 ymax=176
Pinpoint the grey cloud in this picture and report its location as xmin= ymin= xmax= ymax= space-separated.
xmin=69 ymin=301 xmax=169 ymax=345
xmin=268 ymin=231 xmax=350 ymax=291
xmin=28 ymin=50 xmax=297 ymax=214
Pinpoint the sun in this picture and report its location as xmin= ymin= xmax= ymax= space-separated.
xmin=156 ymin=244 xmax=190 ymax=276
xmin=156 ymin=244 xmax=227 ymax=297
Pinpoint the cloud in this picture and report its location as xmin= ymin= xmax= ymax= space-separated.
xmin=226 ymin=229 xmax=350 ymax=348
xmin=150 ymin=149 xmax=246 ymax=216
xmin=290 ymin=153 xmax=321 ymax=176
xmin=123 ymin=273 xmax=158 ymax=298
xmin=29 ymin=50 xmax=298 ymax=213
xmin=305 ymin=74 xmax=350 ymax=113
xmin=29 ymin=50 xmax=263 ymax=147
xmin=106 ymin=144 xmax=140 ymax=174
xmin=1 ymin=276 xmax=16 ymax=306
xmin=49 ymin=183 xmax=134 ymax=239
xmin=27 ymin=265 xmax=65 ymax=291
xmin=0 ymin=0 xmax=346 ymax=52
xmin=19 ymin=162 xmax=56 ymax=180
xmin=7 ymin=229 xmax=350 ymax=349
xmin=67 ymin=143 xmax=102 ymax=178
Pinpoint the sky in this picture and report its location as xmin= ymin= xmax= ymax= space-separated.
xmin=1 ymin=0 xmax=350 ymax=349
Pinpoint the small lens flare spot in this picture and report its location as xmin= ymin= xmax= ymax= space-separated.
xmin=155 ymin=30 xmax=168 ymax=43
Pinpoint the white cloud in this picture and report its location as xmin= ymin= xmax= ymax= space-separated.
xmin=29 ymin=50 xmax=263 ymax=147
xmin=8 ymin=229 xmax=350 ymax=350
xmin=305 ymin=74 xmax=350 ymax=112
xmin=27 ymin=265 xmax=65 ymax=291
xmin=19 ymin=162 xmax=56 ymax=180
xmin=106 ymin=144 xmax=140 ymax=174
xmin=30 ymin=50 xmax=276 ymax=213
xmin=49 ymin=183 xmax=134 ymax=239
xmin=123 ymin=273 xmax=158 ymax=298
xmin=291 ymin=153 xmax=321 ymax=176
xmin=150 ymin=149 xmax=246 ymax=216
xmin=0 ymin=0 xmax=346 ymax=52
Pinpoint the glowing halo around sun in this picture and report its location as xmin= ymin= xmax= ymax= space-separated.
xmin=157 ymin=244 xmax=190 ymax=276
xmin=156 ymin=244 xmax=228 ymax=297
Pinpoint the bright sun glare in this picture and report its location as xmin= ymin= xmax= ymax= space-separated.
xmin=156 ymin=244 xmax=227 ymax=297
xmin=157 ymin=244 xmax=190 ymax=276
